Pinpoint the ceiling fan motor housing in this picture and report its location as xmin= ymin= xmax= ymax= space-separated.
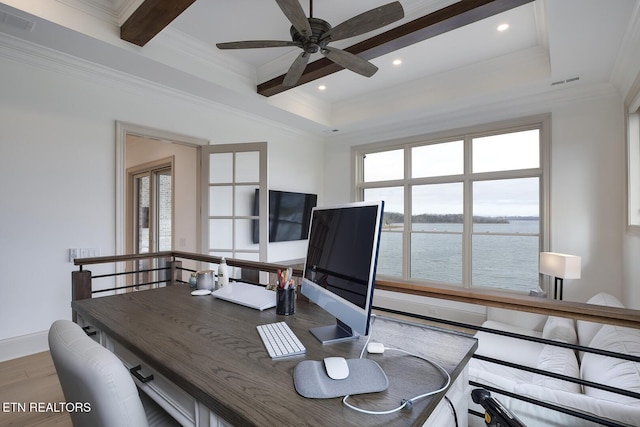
xmin=290 ymin=17 xmax=331 ymax=54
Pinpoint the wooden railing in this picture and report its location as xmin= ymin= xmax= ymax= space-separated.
xmin=375 ymin=278 xmax=640 ymax=330
xmin=71 ymin=251 xmax=303 ymax=315
xmin=72 ymin=251 xmax=640 ymax=330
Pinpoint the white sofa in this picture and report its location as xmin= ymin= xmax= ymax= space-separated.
xmin=468 ymin=293 xmax=640 ymax=427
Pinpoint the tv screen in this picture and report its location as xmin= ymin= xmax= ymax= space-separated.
xmin=252 ymin=190 xmax=317 ymax=243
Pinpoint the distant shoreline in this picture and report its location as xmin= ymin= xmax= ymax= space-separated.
xmin=382 ymin=213 xmax=538 ymax=226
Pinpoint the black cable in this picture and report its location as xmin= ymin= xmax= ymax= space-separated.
xmin=444 ymin=395 xmax=458 ymax=427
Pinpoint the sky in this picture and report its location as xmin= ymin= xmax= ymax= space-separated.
xmin=363 ymin=130 xmax=540 ymax=217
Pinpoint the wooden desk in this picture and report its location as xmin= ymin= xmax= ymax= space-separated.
xmin=72 ymin=285 xmax=477 ymax=427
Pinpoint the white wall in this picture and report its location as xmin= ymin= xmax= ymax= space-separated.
xmin=0 ymin=40 xmax=323 ymax=359
xmin=549 ymin=95 xmax=625 ymax=304
xmin=263 ymin=132 xmax=324 ymax=264
xmin=323 ymin=87 xmax=627 ymax=306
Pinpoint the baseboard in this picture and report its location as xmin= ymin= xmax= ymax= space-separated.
xmin=0 ymin=330 xmax=49 ymax=362
xmin=373 ymin=290 xmax=487 ymax=328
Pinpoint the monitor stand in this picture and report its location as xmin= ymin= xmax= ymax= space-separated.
xmin=309 ymin=319 xmax=359 ymax=344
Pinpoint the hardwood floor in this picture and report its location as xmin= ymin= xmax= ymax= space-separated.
xmin=0 ymin=351 xmax=72 ymax=427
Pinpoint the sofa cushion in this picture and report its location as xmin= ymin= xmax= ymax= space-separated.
xmin=475 ymin=320 xmax=543 ymax=368
xmin=542 ymin=316 xmax=577 ymax=345
xmin=470 ymin=358 xmax=534 ymax=386
xmin=577 ymin=292 xmax=624 ymax=347
xmin=486 ymin=307 xmax=547 ymax=331
xmin=581 ymin=324 xmax=640 ymax=406
xmin=481 ymin=320 xmax=543 ymax=338
xmin=531 ymin=344 xmax=581 ymax=393
xmin=512 ymin=382 xmax=640 ymax=427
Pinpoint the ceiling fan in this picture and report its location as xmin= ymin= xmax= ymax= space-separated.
xmin=216 ymin=0 xmax=404 ymax=87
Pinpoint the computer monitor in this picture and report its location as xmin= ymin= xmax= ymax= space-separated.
xmin=301 ymin=200 xmax=384 ymax=344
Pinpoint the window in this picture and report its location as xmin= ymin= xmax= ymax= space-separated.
xmin=354 ymin=118 xmax=548 ymax=293
xmin=628 ymin=106 xmax=640 ymax=229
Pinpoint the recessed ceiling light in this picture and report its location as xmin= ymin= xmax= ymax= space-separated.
xmin=392 ymin=59 xmax=402 ymax=66
xmin=318 ymin=85 xmax=327 ymax=91
xmin=497 ymin=23 xmax=509 ymax=32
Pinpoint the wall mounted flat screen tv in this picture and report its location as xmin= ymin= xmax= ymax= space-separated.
xmin=252 ymin=189 xmax=317 ymax=243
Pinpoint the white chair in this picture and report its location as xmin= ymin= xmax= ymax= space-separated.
xmin=48 ymin=319 xmax=180 ymax=427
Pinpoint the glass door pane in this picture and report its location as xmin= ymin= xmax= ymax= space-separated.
xmin=202 ymin=143 xmax=267 ymax=281
xmin=135 ymin=174 xmax=150 ymax=254
xmin=207 ymin=151 xmax=261 ymax=258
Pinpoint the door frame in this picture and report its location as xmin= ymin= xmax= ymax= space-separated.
xmin=115 ymin=121 xmax=209 ymax=255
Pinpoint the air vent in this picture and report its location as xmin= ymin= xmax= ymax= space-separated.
xmin=551 ymin=76 xmax=580 ymax=86
xmin=0 ymin=11 xmax=35 ymax=32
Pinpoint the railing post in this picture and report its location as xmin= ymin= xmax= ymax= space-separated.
xmin=71 ymin=269 xmax=92 ymax=322
xmin=168 ymin=260 xmax=182 ymax=286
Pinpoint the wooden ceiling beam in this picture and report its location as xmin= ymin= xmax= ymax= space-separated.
xmin=257 ymin=0 xmax=534 ymax=97
xmin=121 ymin=0 xmax=197 ymax=46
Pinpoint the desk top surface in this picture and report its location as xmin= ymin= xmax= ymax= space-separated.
xmin=72 ymin=285 xmax=477 ymax=427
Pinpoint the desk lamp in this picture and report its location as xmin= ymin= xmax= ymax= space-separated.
xmin=539 ymin=252 xmax=581 ymax=300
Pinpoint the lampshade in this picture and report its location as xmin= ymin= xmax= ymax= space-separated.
xmin=539 ymin=252 xmax=581 ymax=279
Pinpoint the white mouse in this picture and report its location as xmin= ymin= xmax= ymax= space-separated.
xmin=323 ymin=357 xmax=349 ymax=380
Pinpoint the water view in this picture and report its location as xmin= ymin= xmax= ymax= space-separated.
xmin=376 ymin=218 xmax=540 ymax=293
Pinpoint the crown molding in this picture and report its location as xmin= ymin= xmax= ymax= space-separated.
xmin=331 ymin=45 xmax=550 ymax=128
xmin=1 ymin=31 xmax=327 ymax=139
xmin=266 ymin=88 xmax=332 ymax=128
xmin=533 ymin=0 xmax=549 ymax=52
xmin=153 ymin=27 xmax=256 ymax=85
xmin=53 ymin=0 xmax=140 ymax=25
xmin=328 ymin=82 xmax=619 ymax=146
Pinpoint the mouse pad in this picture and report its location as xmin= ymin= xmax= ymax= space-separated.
xmin=293 ymin=358 xmax=389 ymax=399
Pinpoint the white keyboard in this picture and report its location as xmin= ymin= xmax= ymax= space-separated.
xmin=257 ymin=322 xmax=306 ymax=359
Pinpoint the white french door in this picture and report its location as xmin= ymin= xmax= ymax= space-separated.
xmin=201 ymin=143 xmax=267 ymax=280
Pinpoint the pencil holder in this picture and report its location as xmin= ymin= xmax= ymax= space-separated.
xmin=276 ymin=287 xmax=295 ymax=315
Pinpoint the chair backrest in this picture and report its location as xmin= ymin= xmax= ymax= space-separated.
xmin=48 ymin=320 xmax=149 ymax=427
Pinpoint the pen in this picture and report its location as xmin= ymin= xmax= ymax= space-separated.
xmin=277 ymin=269 xmax=285 ymax=289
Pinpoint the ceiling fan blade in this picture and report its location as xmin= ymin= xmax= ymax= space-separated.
xmin=320 ymin=1 xmax=404 ymax=43
xmin=275 ymin=0 xmax=312 ymax=37
xmin=283 ymin=52 xmax=310 ymax=86
xmin=321 ymin=46 xmax=378 ymax=77
xmin=216 ymin=40 xmax=300 ymax=49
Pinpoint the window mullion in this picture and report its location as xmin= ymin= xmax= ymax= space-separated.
xmin=404 ymin=145 xmax=411 ymax=280
xmin=463 ymin=137 xmax=473 ymax=289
